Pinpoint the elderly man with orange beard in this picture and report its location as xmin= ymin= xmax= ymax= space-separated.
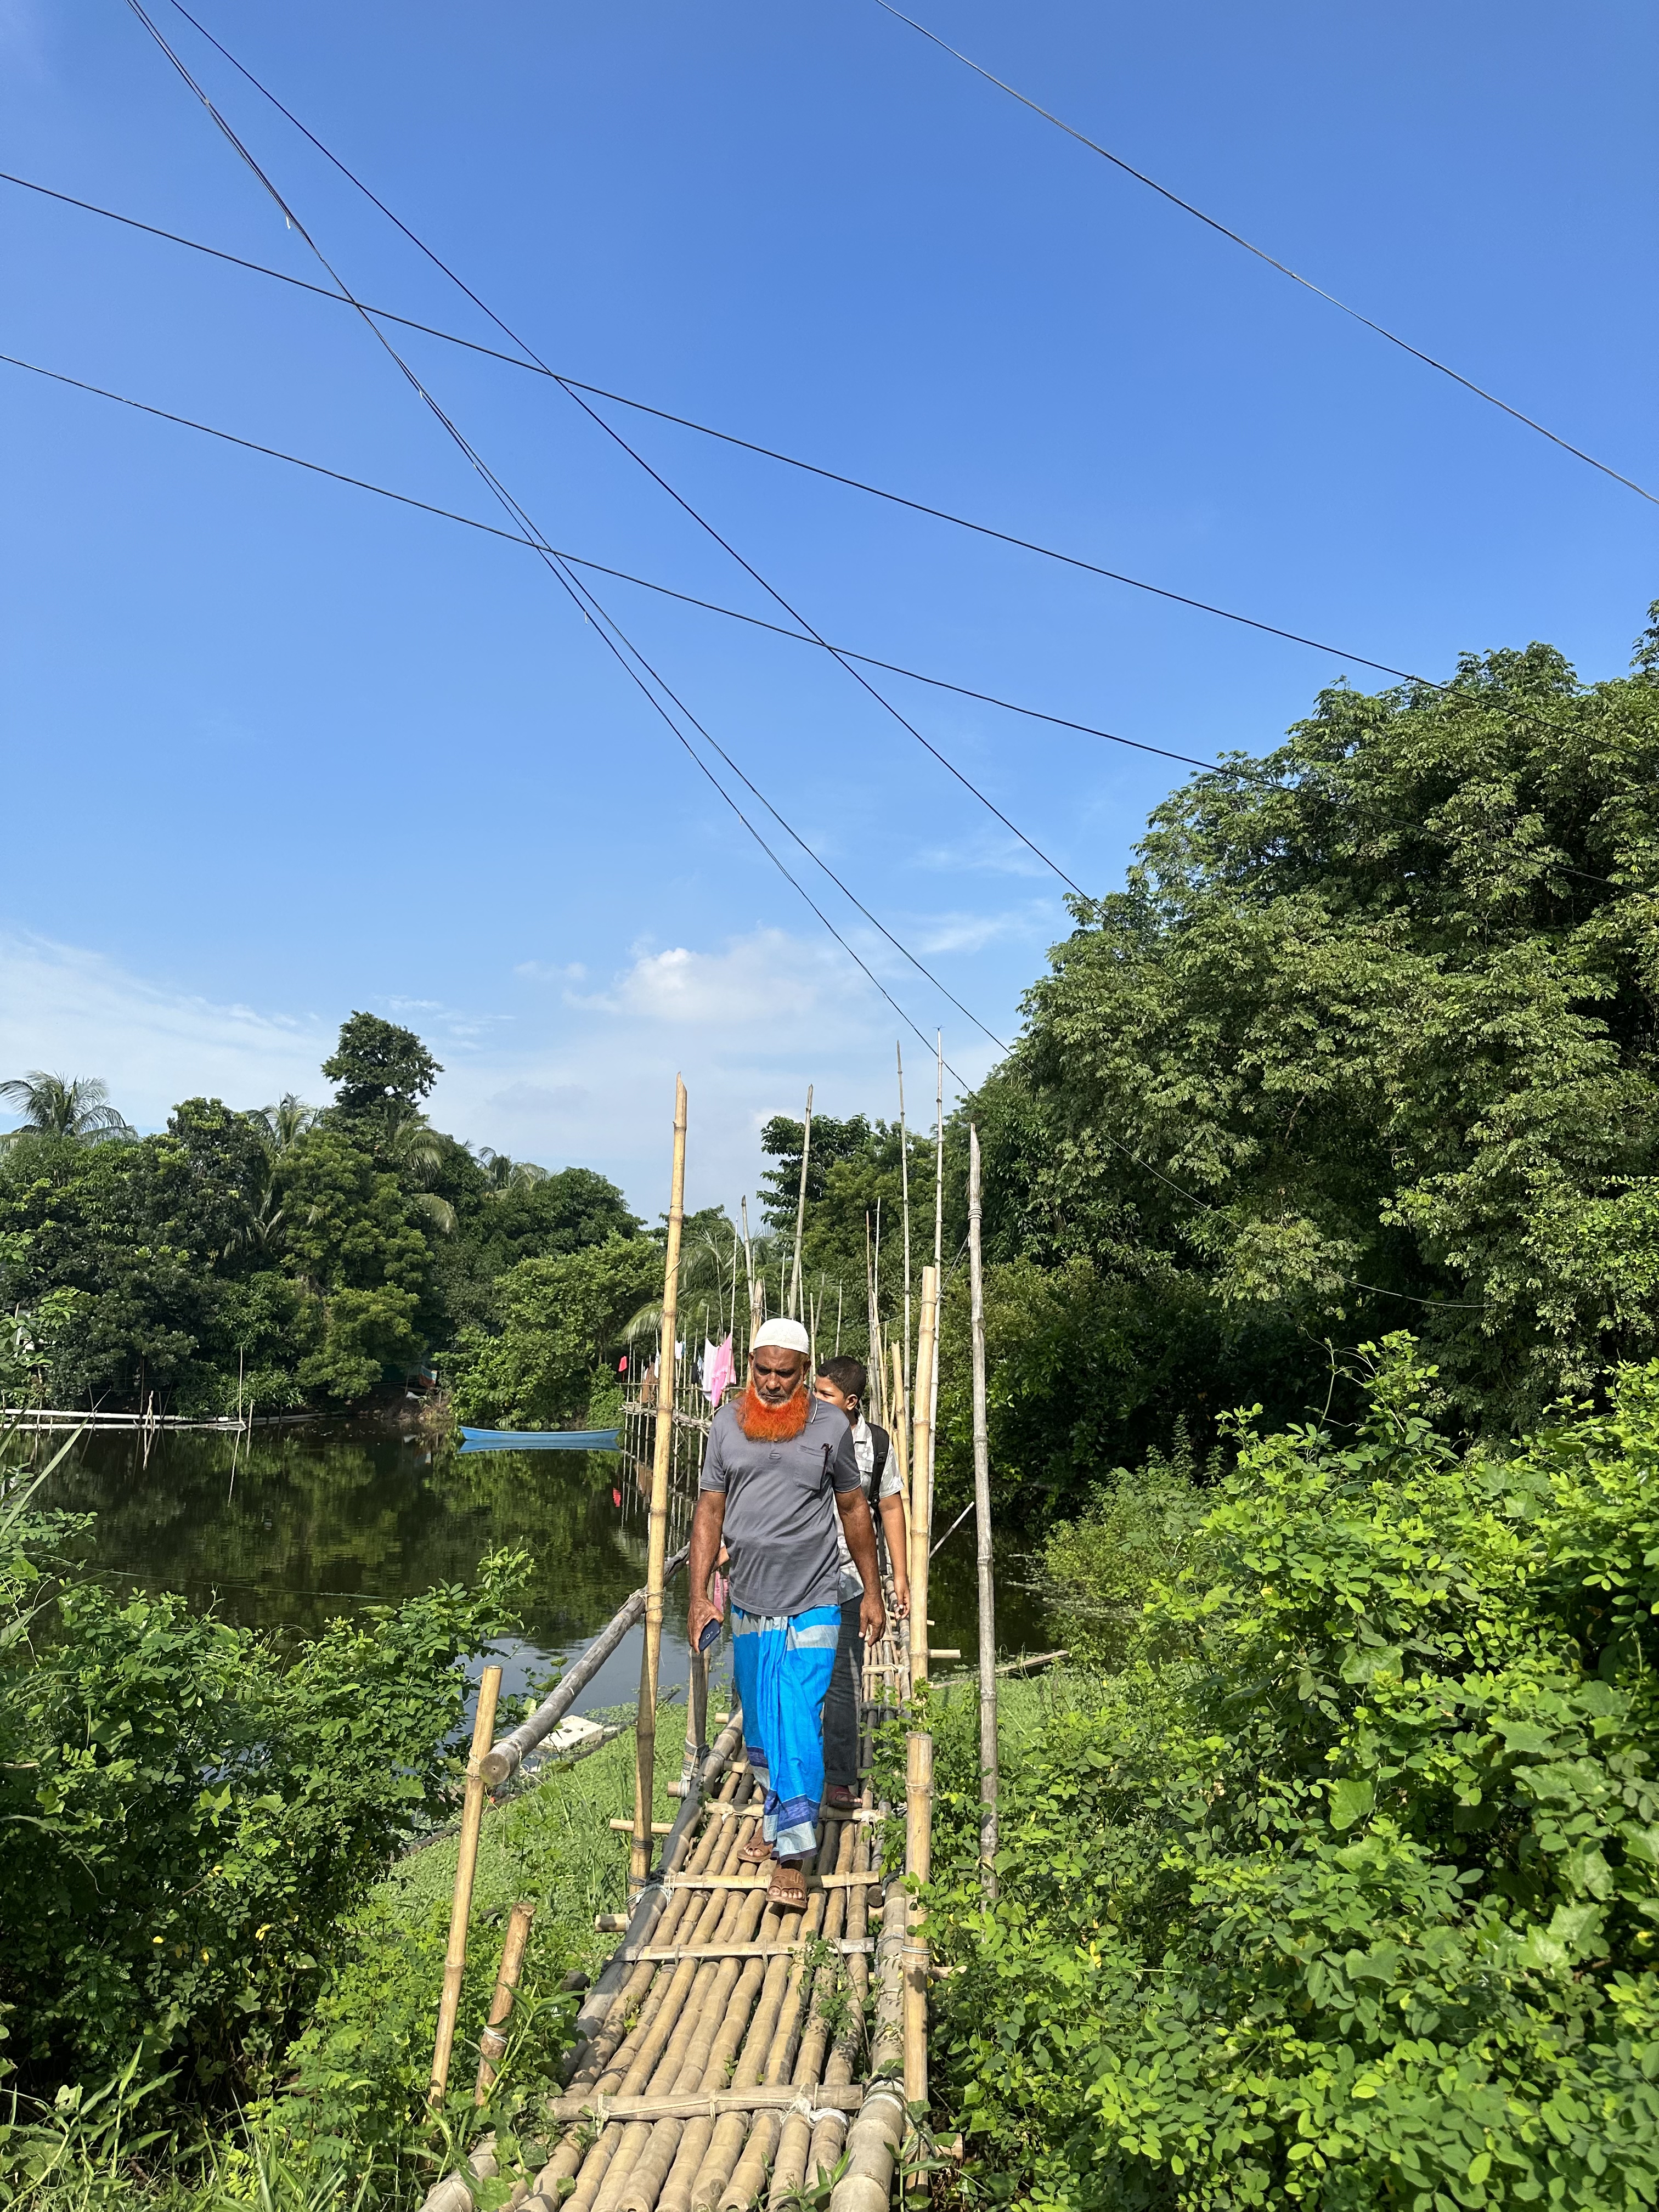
xmin=687 ymin=1317 xmax=885 ymax=1909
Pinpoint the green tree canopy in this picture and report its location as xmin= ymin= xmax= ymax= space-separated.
xmin=322 ymin=1013 xmax=443 ymax=1131
xmin=965 ymin=627 xmax=1659 ymax=1493
xmin=446 ymin=1234 xmax=664 ymax=1430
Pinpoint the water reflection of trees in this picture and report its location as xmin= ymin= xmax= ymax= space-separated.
xmin=46 ymin=1429 xmax=651 ymax=1645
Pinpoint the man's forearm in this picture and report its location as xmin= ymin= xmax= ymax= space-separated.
xmin=687 ymin=1493 xmax=725 ymax=1618
xmin=879 ymin=1494 xmax=910 ymax=1590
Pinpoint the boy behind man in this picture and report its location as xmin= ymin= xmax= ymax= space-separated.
xmin=812 ymin=1355 xmax=911 ymax=1811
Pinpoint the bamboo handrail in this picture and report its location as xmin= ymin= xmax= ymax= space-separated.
xmin=429 ymin=1663 xmax=502 ymax=2105
xmin=634 ymin=1077 xmax=689 ymax=1888
xmin=481 ymin=1548 xmax=691 ymax=1787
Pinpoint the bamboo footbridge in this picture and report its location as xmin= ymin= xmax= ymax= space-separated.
xmin=422 ymin=1067 xmax=1002 ymax=2212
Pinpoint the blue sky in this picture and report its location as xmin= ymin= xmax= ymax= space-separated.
xmin=3 ymin=0 xmax=1654 ymax=1214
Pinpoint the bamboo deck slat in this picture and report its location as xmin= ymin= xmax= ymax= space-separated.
xmin=549 ymin=2083 xmax=865 ymax=2124
xmin=619 ymin=1937 xmax=874 ymax=1965
xmin=662 ymin=1869 xmax=882 ymax=1893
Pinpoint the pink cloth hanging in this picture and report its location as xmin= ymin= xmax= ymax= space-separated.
xmin=704 ymin=1333 xmax=735 ymax=1408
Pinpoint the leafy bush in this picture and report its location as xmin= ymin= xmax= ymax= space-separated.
xmin=0 ymin=1453 xmax=524 ymax=2103
xmin=1041 ymin=1426 xmax=1217 ymax=1665
xmin=926 ymin=1339 xmax=1659 ymax=2209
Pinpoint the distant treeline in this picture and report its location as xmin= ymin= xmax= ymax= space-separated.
xmin=8 ymin=619 xmax=1659 ymax=1517
xmin=0 ymin=1012 xmax=641 ymax=1417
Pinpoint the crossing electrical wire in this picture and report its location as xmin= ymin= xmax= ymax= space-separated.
xmin=0 ymin=347 xmax=1239 ymax=779
xmin=47 ymin=11 xmax=1509 ymax=1310
xmin=119 ymin=0 xmax=994 ymax=1085
xmin=141 ymin=9 xmax=1087 ymax=898
xmin=1 ymin=165 xmax=1440 ymax=691
xmin=868 ymin=0 xmax=1659 ymax=512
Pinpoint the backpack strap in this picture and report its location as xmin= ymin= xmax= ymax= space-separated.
xmin=865 ymin=1423 xmax=890 ymax=1499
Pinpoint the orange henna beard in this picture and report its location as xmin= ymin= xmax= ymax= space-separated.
xmin=735 ymin=1385 xmax=811 ymax=1442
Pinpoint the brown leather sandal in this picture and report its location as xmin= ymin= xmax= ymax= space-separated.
xmin=768 ymin=1860 xmax=809 ymax=1910
xmin=738 ymin=1830 xmax=775 ymax=1865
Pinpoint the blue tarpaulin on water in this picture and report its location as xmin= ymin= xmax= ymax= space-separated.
xmin=457 ymin=1426 xmax=620 ymax=1454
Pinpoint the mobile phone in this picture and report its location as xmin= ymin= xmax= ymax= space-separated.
xmin=696 ymin=1616 xmax=722 ymax=1654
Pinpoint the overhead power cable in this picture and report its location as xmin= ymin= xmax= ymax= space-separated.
xmin=1 ymin=166 xmax=1438 ymax=691
xmin=0 ymin=348 xmax=1235 ymax=782
xmin=869 ymin=0 xmax=1659 ymax=511
xmin=144 ymin=8 xmax=1084 ymax=896
xmin=119 ymin=0 xmax=989 ymax=1084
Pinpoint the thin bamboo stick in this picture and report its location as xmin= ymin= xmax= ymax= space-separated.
xmin=929 ymin=1031 xmax=945 ymax=1527
xmin=907 ymin=1267 xmax=937 ymax=1690
xmin=475 ymin=1901 xmax=535 ymax=2103
xmin=635 ymin=1076 xmax=689 ymax=1888
xmin=429 ymin=1663 xmax=503 ymax=2105
xmin=896 ymin=1042 xmax=912 ymax=1409
xmin=968 ymin=1125 xmax=998 ymax=1900
xmin=902 ymin=1730 xmax=933 ymax=2108
xmin=788 ymin=1084 xmax=812 ymax=1319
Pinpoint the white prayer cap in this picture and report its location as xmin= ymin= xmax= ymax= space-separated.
xmin=751 ymin=1318 xmax=810 ymax=1356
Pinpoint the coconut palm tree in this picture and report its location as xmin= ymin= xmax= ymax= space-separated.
xmin=248 ymin=1093 xmax=318 ymax=1156
xmin=231 ymin=1096 xmax=320 ymax=1257
xmin=477 ymin=1147 xmax=549 ymax=1193
xmin=0 ymin=1072 xmax=133 ymax=1147
xmin=382 ymin=1110 xmax=458 ymax=1236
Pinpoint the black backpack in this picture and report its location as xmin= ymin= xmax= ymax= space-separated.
xmin=864 ymin=1422 xmax=891 ymax=1503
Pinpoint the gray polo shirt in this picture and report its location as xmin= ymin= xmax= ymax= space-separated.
xmin=699 ymin=1393 xmax=862 ymax=1619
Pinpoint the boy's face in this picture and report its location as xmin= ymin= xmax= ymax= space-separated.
xmin=813 ymin=1374 xmax=857 ymax=1418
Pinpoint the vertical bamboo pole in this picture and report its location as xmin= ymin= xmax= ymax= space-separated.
xmin=968 ymin=1126 xmax=998 ymax=1900
xmin=889 ymin=1342 xmax=909 ymax=1493
xmin=741 ymin=1195 xmax=759 ymax=1349
xmin=907 ymin=1266 xmax=937 ymax=1691
xmin=430 ymin=1662 xmax=503 ymax=2105
xmin=788 ymin=1085 xmax=813 ymax=1319
xmin=902 ymin=1729 xmax=933 ymax=2109
xmin=928 ymin=1032 xmax=945 ymax=1526
xmin=474 ymin=1900 xmax=535 ymax=2103
xmin=896 ymin=1044 xmax=912 ymax=1409
xmin=633 ymin=1076 xmax=687 ymax=1888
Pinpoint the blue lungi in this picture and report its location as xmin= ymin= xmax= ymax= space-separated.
xmin=732 ymin=1603 xmax=839 ymax=1859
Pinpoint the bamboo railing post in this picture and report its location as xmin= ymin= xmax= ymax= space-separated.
xmin=475 ymin=1900 xmax=535 ymax=2103
xmin=896 ymin=1042 xmax=912 ymax=1410
xmin=967 ymin=1125 xmax=998 ymax=1900
xmin=907 ymin=1267 xmax=937 ymax=1692
xmin=430 ymin=1662 xmax=503 ymax=2105
xmin=902 ymin=1729 xmax=933 ymax=2111
xmin=928 ymin=1033 xmax=944 ymax=1525
xmin=634 ymin=1076 xmax=688 ymax=1888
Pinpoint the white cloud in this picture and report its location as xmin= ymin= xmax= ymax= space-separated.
xmin=0 ymin=924 xmax=1008 ymax=1214
xmin=515 ymin=960 xmax=587 ymax=984
xmin=579 ymin=929 xmax=862 ymax=1032
xmin=911 ymin=827 xmax=1058 ymax=879
xmin=906 ymin=905 xmax=1055 ymax=956
xmin=0 ymin=931 xmax=330 ymax=1132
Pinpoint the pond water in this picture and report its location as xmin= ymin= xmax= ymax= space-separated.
xmin=35 ymin=1423 xmax=1059 ymax=1726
